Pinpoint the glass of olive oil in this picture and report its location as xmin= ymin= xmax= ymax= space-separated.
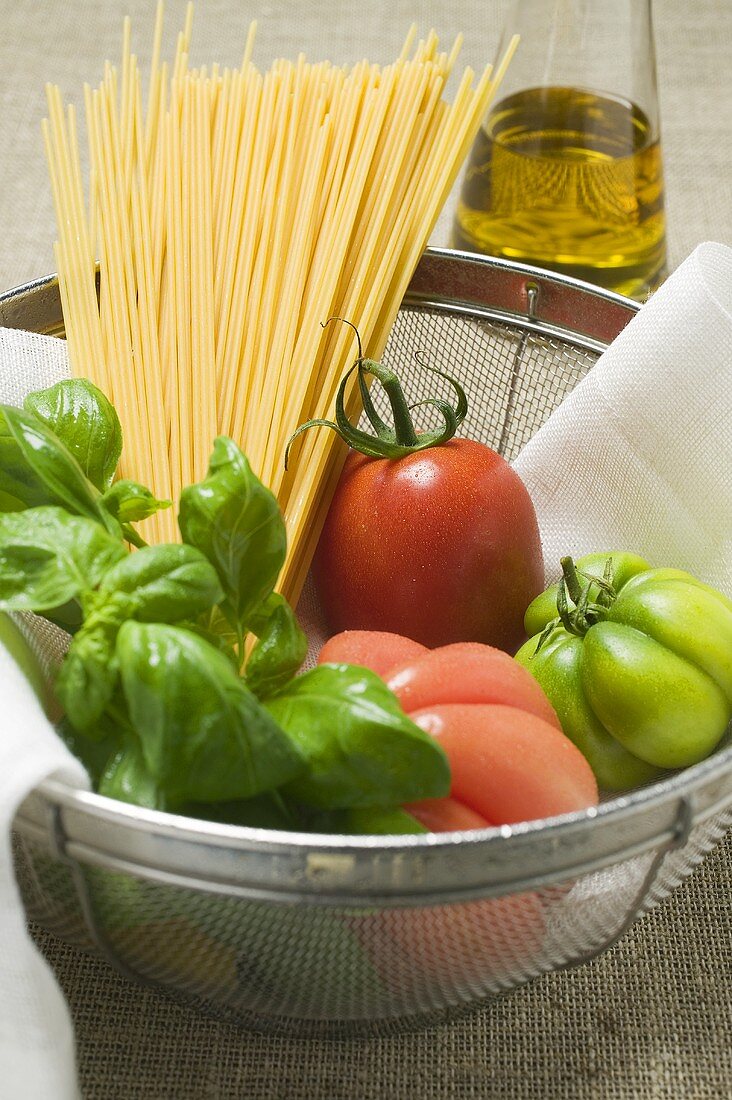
xmin=453 ymin=0 xmax=667 ymax=300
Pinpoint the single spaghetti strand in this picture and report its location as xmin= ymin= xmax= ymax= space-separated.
xmin=217 ymin=66 xmax=270 ymax=423
xmin=228 ymin=65 xmax=290 ymax=454
xmin=44 ymin=89 xmax=104 ymax=377
xmin=260 ymin=111 xmax=332 ymax=486
xmin=163 ymin=103 xmax=183 ymax=505
xmin=52 ymin=240 xmax=78 ymax=369
xmin=131 ymin=77 xmax=174 ymax=529
xmin=144 ymin=0 xmax=166 ymax=167
xmin=193 ymin=76 xmax=217 ymax=478
xmin=89 ymin=81 xmax=141 ymax=478
xmin=178 ymin=76 xmax=194 ymax=488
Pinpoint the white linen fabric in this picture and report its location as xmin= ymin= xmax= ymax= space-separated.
xmin=513 ymin=242 xmax=732 ymax=597
xmin=0 ymin=327 xmax=86 ymax=1099
xmin=0 ymin=241 xmax=730 ymax=1095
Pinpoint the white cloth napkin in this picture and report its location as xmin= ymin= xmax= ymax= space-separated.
xmin=0 ymin=240 xmax=731 ymax=1094
xmin=0 ymin=328 xmax=87 ymax=1099
xmin=513 ymin=241 xmax=732 ymax=597
xmin=0 ymin=647 xmax=86 ymax=1100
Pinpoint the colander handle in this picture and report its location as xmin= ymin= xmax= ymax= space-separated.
xmin=557 ymin=794 xmax=695 ymax=971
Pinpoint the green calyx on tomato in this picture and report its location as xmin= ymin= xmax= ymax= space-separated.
xmin=516 ymin=553 xmax=732 ymax=787
xmin=285 ymin=317 xmax=468 ymax=465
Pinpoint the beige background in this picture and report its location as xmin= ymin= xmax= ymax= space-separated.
xmin=1 ymin=1 xmax=731 ymax=1097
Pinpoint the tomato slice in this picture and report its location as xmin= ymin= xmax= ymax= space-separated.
xmin=405 ymin=796 xmax=492 ymax=832
xmin=387 ymin=642 xmax=561 ymax=729
xmin=411 ymin=703 xmax=598 ymax=824
xmin=318 ymin=629 xmax=428 ymax=677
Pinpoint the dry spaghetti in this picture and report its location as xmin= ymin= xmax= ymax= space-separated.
xmin=43 ymin=2 xmax=515 ymax=604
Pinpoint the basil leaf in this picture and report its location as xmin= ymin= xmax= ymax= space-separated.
xmin=99 ymin=740 xmax=171 ymax=810
xmin=55 ymin=623 xmax=118 ymax=736
xmin=100 ymin=479 xmax=171 ymax=524
xmin=24 ymin=379 xmax=122 ymax=491
xmin=180 ymin=616 xmax=240 ymax=666
xmin=0 ymin=405 xmax=109 ymax=524
xmin=58 ymin=717 xmax=122 ymax=786
xmin=344 ymin=806 xmax=428 ymax=834
xmin=183 ymin=792 xmax=300 ymax=830
xmin=307 ymin=806 xmax=428 ymax=835
xmin=245 ymin=593 xmax=308 ymax=697
xmin=117 ymin=622 xmax=304 ymax=803
xmin=0 ymin=489 xmax=26 ymax=512
xmin=265 ymin=664 xmax=451 ymax=810
xmin=0 ymin=507 xmax=126 ymax=611
xmin=178 ymin=437 xmax=286 ymax=629
xmin=96 ymin=544 xmax=223 ymax=623
xmin=57 ymin=546 xmax=224 ymax=732
xmin=43 ymin=598 xmax=84 ymax=634
xmin=0 ymin=414 xmax=52 ymax=511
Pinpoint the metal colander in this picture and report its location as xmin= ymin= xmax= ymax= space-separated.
xmin=4 ymin=249 xmax=732 ymax=1034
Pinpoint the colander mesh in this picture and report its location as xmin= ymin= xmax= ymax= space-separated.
xmin=11 ymin=296 xmax=731 ymax=1030
xmin=15 ymin=808 xmax=731 ymax=1029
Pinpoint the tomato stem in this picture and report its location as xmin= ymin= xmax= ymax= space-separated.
xmin=560 ymin=557 xmax=584 ymax=604
xmin=284 ymin=319 xmax=468 ymax=468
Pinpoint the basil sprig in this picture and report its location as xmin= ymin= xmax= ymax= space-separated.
xmin=0 ymin=378 xmax=449 ymax=829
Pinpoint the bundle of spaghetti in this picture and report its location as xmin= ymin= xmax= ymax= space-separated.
xmin=43 ymin=2 xmax=515 ymax=596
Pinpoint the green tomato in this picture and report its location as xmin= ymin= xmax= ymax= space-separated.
xmin=515 ymin=629 xmax=661 ymax=790
xmin=523 ymin=551 xmax=651 ymax=637
xmin=517 ymin=556 xmax=732 ymax=786
xmin=0 ymin=611 xmax=49 ymax=711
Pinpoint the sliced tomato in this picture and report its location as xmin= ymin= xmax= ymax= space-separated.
xmin=411 ymin=703 xmax=598 ymax=824
xmin=318 ymin=630 xmax=429 ymax=677
xmin=405 ymin=796 xmax=492 ymax=832
xmin=386 ymin=642 xmax=561 ymax=729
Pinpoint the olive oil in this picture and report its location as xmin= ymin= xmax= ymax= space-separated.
xmin=452 ymin=86 xmax=666 ymax=299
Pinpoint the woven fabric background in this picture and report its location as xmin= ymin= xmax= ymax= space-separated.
xmin=0 ymin=1 xmax=730 ymax=1097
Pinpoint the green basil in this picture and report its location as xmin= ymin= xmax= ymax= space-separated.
xmin=117 ymin=622 xmax=305 ymax=803
xmin=265 ymin=664 xmax=451 ymax=810
xmin=307 ymin=806 xmax=428 ymax=835
xmin=100 ymin=479 xmax=171 ymax=524
xmin=245 ymin=593 xmax=308 ymax=697
xmin=0 ymin=405 xmax=110 ymax=525
xmin=179 ymin=613 xmax=240 ymax=666
xmin=55 ymin=622 xmax=118 ymax=736
xmin=99 ymin=740 xmax=171 ymax=810
xmin=0 ymin=489 xmax=27 ymax=512
xmin=96 ymin=544 xmax=223 ymax=623
xmin=58 ymin=717 xmax=122 ymax=786
xmin=183 ymin=792 xmax=300 ymax=830
xmin=0 ymin=507 xmax=126 ymax=611
xmin=0 ymin=414 xmax=52 ymax=511
xmin=178 ymin=437 xmax=286 ymax=629
xmin=24 ymin=379 xmax=122 ymax=491
xmin=343 ymin=806 xmax=428 ymax=834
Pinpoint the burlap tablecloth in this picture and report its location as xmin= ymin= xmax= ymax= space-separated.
xmin=1 ymin=1 xmax=730 ymax=1096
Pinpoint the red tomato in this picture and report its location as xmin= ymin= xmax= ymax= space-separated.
xmin=312 ymin=439 xmax=543 ymax=652
xmin=405 ymin=796 xmax=492 ymax=831
xmin=412 ymin=703 xmax=598 ymax=823
xmin=386 ymin=642 xmax=561 ymax=729
xmin=318 ymin=632 xmax=598 ymax=830
xmin=318 ymin=630 xmax=428 ymax=677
